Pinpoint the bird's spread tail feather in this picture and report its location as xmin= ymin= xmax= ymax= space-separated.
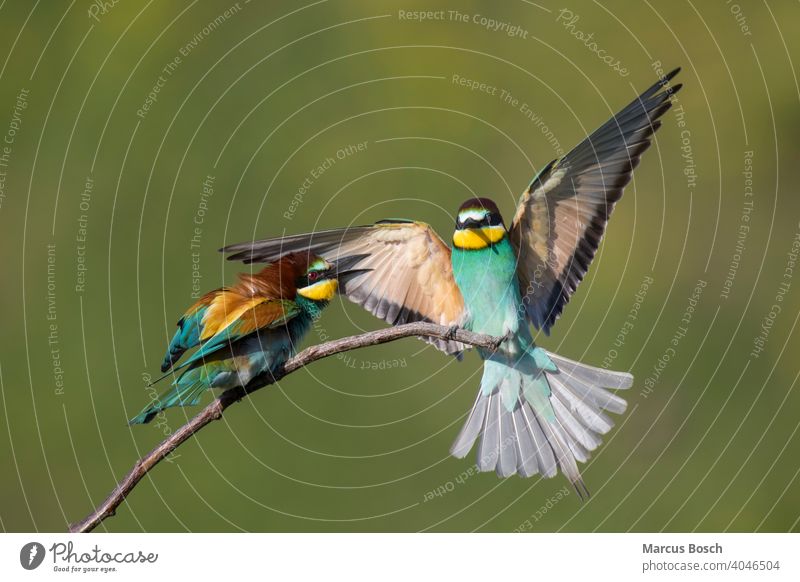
xmin=128 ymin=380 xmax=207 ymax=425
xmin=450 ymin=348 xmax=632 ymax=496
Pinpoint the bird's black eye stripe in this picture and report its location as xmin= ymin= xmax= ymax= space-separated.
xmin=307 ymin=268 xmax=333 ymax=282
xmin=486 ymin=213 xmax=503 ymax=227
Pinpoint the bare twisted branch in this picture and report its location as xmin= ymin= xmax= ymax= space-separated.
xmin=68 ymin=322 xmax=502 ymax=533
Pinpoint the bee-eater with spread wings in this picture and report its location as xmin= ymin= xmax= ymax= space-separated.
xmin=222 ymin=69 xmax=681 ymax=495
xmin=129 ymin=252 xmax=364 ymax=425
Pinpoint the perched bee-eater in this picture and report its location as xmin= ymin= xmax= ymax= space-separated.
xmin=129 ymin=252 xmax=364 ymax=425
xmin=222 ymin=70 xmax=681 ymax=494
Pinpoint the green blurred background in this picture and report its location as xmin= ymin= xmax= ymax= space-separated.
xmin=0 ymin=0 xmax=798 ymax=532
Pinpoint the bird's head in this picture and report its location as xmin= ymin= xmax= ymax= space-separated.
xmin=294 ymin=253 xmax=367 ymax=302
xmin=295 ymin=256 xmax=338 ymax=302
xmin=452 ymin=197 xmax=507 ymax=250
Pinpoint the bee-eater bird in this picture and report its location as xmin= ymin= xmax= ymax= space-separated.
xmin=129 ymin=252 xmax=364 ymax=425
xmin=221 ymin=69 xmax=681 ymax=494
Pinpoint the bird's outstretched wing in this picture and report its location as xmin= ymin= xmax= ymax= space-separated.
xmin=222 ymin=221 xmax=466 ymax=354
xmin=510 ymin=68 xmax=681 ymax=334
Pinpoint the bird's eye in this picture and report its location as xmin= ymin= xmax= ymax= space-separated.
xmin=308 ymin=271 xmax=318 ymax=281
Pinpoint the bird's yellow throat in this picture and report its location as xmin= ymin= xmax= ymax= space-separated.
xmin=297 ymin=279 xmax=338 ymax=301
xmin=452 ymin=225 xmax=506 ymax=250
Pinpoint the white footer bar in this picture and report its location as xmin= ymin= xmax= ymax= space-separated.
xmin=1 ymin=533 xmax=797 ymax=581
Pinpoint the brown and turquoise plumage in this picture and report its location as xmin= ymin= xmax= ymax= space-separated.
xmin=130 ymin=252 xmax=364 ymax=424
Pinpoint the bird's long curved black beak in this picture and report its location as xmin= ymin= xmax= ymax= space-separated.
xmin=331 ymin=254 xmax=371 ymax=284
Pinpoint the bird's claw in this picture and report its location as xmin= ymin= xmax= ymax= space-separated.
xmin=444 ymin=324 xmax=460 ymax=341
xmin=492 ymin=331 xmax=513 ymax=351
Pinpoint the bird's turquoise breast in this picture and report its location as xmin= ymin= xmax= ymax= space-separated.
xmin=451 ymin=238 xmax=527 ymax=340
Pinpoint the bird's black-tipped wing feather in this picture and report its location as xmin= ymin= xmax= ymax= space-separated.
xmin=510 ymin=68 xmax=682 ymax=333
